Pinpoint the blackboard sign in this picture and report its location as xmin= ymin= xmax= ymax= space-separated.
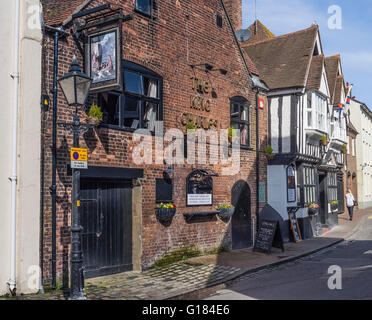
xmin=253 ymin=219 xmax=284 ymax=254
xmin=288 ymin=208 xmax=302 ymax=242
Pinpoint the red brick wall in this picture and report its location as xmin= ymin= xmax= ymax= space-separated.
xmin=41 ymin=0 xmax=267 ymax=283
xmin=223 ymin=0 xmax=242 ymax=31
xmin=346 ymin=131 xmax=358 ymax=205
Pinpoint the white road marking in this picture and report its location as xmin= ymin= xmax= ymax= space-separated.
xmin=363 ymin=250 xmax=372 ymax=255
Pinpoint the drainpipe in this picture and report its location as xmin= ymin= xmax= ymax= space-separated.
xmin=42 ymin=23 xmax=67 ymax=290
xmin=8 ymin=0 xmax=21 ymax=296
xmin=254 ymin=88 xmax=260 ymax=231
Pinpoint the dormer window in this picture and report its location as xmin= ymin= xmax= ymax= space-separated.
xmin=135 ymin=0 xmax=152 ymax=16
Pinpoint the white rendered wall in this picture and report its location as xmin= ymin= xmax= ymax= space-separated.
xmin=0 ymin=0 xmax=42 ymax=295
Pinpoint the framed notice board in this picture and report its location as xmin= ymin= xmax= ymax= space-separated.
xmin=288 ymin=207 xmax=302 ymax=242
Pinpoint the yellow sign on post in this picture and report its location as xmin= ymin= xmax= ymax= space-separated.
xmin=71 ymin=148 xmax=88 ymax=169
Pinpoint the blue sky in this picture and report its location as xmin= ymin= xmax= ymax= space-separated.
xmin=242 ymin=0 xmax=372 ymax=108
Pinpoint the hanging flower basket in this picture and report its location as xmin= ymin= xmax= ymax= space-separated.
xmin=156 ymin=207 xmax=176 ymax=223
xmin=217 ymin=205 xmax=235 ymax=219
xmin=218 ymin=208 xmax=235 ymax=219
xmin=87 ymin=117 xmax=102 ymax=127
xmin=308 ymin=207 xmax=318 ymax=216
xmin=156 ymin=203 xmax=177 ymax=223
xmin=330 ymin=202 xmax=338 ymax=211
xmin=308 ymin=203 xmax=319 ymax=216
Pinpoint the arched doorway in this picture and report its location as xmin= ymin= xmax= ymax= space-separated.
xmin=231 ymin=180 xmax=252 ymax=249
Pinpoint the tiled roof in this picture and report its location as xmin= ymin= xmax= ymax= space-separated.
xmin=242 ymin=25 xmax=318 ymax=90
xmin=241 ymin=49 xmax=260 ymax=76
xmin=42 ymin=0 xmax=91 ymax=26
xmin=307 ymin=55 xmax=324 ymax=90
xmin=324 ymin=55 xmax=340 ymax=104
xmin=243 ymin=20 xmax=275 ymax=45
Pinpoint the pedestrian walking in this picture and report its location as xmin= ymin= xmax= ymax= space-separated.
xmin=345 ymin=189 xmax=355 ymax=221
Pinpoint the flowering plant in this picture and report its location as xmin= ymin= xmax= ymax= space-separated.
xmin=309 ymin=203 xmax=319 ymax=209
xmin=157 ymin=203 xmax=176 ymax=209
xmin=330 ymin=201 xmax=338 ymax=205
xmin=217 ymin=204 xmax=235 ymax=210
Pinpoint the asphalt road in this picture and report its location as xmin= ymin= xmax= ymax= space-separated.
xmin=206 ymin=214 xmax=372 ymax=300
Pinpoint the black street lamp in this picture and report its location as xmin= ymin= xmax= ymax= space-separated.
xmin=58 ymin=56 xmax=92 ymax=300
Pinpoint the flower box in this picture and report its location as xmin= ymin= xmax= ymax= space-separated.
xmin=266 ymin=154 xmax=275 ymax=161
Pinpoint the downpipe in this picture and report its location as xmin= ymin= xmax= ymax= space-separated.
xmin=8 ymin=0 xmax=21 ymax=296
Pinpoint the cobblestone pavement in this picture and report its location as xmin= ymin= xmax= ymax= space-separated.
xmin=3 ymin=262 xmax=241 ymax=300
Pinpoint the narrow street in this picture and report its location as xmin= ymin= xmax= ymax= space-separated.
xmin=206 ymin=214 xmax=372 ymax=300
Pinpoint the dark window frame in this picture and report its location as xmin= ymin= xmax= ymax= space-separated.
xmin=216 ymin=12 xmax=223 ymax=28
xmin=99 ymin=60 xmax=163 ymax=132
xmin=230 ymin=96 xmax=251 ymax=149
xmin=327 ymin=171 xmax=338 ymax=203
xmin=134 ymin=0 xmax=153 ymax=18
xmin=303 ymin=166 xmax=317 ymax=205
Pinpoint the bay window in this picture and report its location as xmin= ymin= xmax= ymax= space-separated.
xmin=99 ymin=61 xmax=162 ymax=131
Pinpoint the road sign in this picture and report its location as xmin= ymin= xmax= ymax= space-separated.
xmin=71 ymin=148 xmax=88 ymax=169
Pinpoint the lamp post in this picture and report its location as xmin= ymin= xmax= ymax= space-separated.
xmin=58 ymin=56 xmax=92 ymax=300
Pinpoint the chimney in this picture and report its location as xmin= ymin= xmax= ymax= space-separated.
xmin=223 ymin=0 xmax=242 ymax=31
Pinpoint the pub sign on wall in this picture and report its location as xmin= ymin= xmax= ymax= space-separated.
xmin=85 ymin=25 xmax=122 ymax=92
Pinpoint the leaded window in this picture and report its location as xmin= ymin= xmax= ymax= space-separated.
xmin=304 ymin=167 xmax=316 ymax=205
xmin=328 ymin=172 xmax=338 ymax=202
xmin=230 ymin=97 xmax=250 ymax=147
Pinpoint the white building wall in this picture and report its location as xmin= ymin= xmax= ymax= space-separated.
xmin=267 ymin=165 xmax=299 ymax=220
xmin=349 ymin=99 xmax=372 ymax=209
xmin=282 ymin=96 xmax=291 ymax=153
xmin=270 ymin=97 xmax=279 ymax=153
xmin=0 ymin=0 xmax=42 ymax=295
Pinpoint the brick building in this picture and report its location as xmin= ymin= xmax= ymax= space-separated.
xmin=345 ymin=121 xmax=358 ymax=205
xmin=40 ymin=0 xmax=268 ymax=285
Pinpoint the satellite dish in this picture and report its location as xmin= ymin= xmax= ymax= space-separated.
xmin=235 ymin=29 xmax=252 ymax=42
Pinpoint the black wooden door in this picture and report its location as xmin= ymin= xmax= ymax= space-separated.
xmin=80 ymin=179 xmax=133 ymax=279
xmin=319 ymin=173 xmax=327 ymax=225
xmin=231 ymin=180 xmax=252 ymax=250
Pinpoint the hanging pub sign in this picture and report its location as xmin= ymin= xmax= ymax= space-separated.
xmin=287 ymin=165 xmax=296 ymax=203
xmin=85 ymin=25 xmax=122 ymax=92
xmin=186 ymin=170 xmax=213 ymax=206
